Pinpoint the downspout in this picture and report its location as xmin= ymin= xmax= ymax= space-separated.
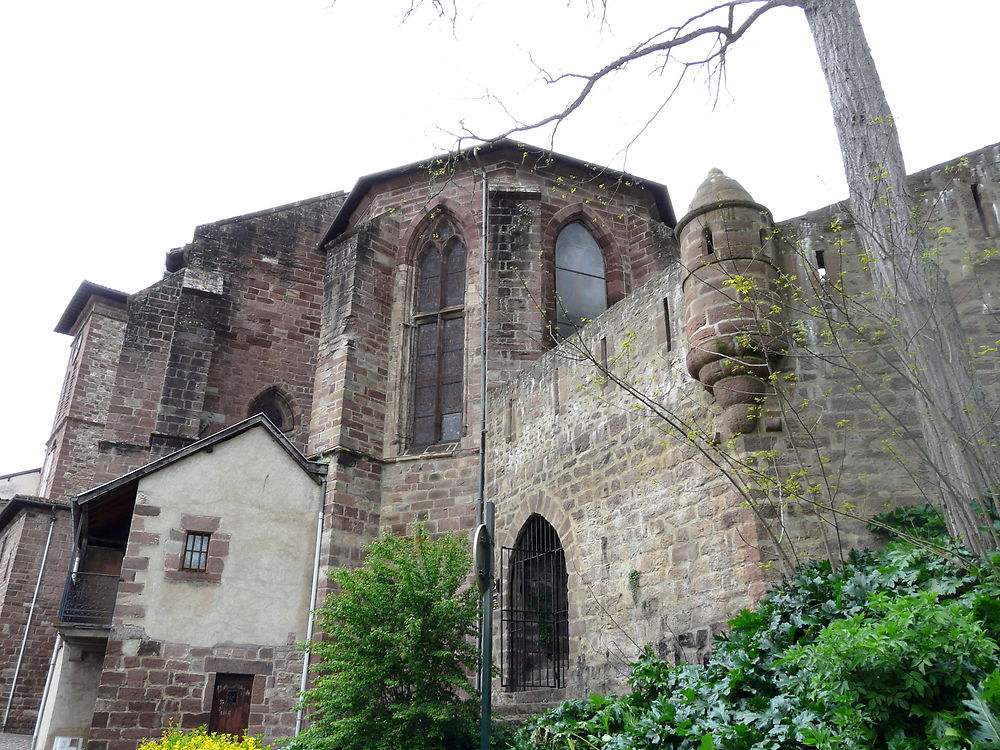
xmin=295 ymin=470 xmax=327 ymax=736
xmin=476 ymin=154 xmax=490 ymax=527
xmin=33 ymin=497 xmax=81 ymax=749
xmin=472 ymin=150 xmax=496 ymax=750
xmin=3 ymin=505 xmax=58 ymax=731
xmin=30 ymin=632 xmax=63 ymax=750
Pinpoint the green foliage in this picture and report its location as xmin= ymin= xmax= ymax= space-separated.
xmin=301 ymin=526 xmax=481 ymax=750
xmin=867 ymin=503 xmax=948 ymax=541
xmin=784 ymin=592 xmax=996 ymax=747
xmin=513 ymin=512 xmax=1000 ymax=749
xmin=965 ymin=670 xmax=1000 ymax=747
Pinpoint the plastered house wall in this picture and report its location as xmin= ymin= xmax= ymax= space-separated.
xmin=73 ymin=426 xmax=322 ymax=750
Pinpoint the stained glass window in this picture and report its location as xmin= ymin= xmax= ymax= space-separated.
xmin=412 ymin=225 xmax=466 ymax=446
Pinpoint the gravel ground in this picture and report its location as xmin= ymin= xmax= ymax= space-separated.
xmin=0 ymin=733 xmax=32 ymax=750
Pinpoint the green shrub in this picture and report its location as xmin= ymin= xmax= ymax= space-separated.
xmin=867 ymin=503 xmax=949 ymax=541
xmin=513 ymin=509 xmax=1000 ymax=749
xmin=784 ymin=591 xmax=997 ymax=747
xmin=301 ymin=526 xmax=480 ymax=750
xmin=965 ymin=669 xmax=1000 ymax=747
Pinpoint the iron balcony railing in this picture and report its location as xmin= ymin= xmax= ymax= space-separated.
xmin=58 ymin=570 xmax=119 ymax=627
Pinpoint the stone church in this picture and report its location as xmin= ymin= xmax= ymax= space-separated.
xmin=1 ymin=139 xmax=998 ymax=749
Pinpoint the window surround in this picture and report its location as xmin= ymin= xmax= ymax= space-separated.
xmin=502 ymin=513 xmax=570 ymax=691
xmin=542 ymin=207 xmax=625 ymax=344
xmin=248 ymin=387 xmax=294 ymax=433
xmin=554 ymin=221 xmax=608 ymax=340
xmin=408 ymin=215 xmax=467 ymax=449
xmin=164 ymin=515 xmax=228 ymax=584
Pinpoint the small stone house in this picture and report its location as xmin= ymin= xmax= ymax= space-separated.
xmin=34 ymin=417 xmax=325 ymax=750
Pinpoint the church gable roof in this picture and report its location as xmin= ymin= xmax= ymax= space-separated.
xmin=319 ymin=139 xmax=676 ymax=247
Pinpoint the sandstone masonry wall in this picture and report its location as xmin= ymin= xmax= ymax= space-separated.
xmin=0 ymin=502 xmax=72 ymax=732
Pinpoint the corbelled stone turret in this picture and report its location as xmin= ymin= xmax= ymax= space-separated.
xmin=677 ymin=169 xmax=786 ymax=434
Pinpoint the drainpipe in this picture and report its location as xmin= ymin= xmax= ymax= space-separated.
xmin=3 ymin=506 xmax=58 ymax=731
xmin=30 ymin=633 xmax=63 ymax=750
xmin=295 ymin=471 xmax=327 ymax=736
xmin=471 ymin=150 xmax=496 ymax=750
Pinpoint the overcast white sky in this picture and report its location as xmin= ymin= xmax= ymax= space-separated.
xmin=1 ymin=0 xmax=997 ymax=477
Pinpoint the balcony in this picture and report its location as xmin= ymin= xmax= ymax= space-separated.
xmin=58 ymin=571 xmax=119 ymax=627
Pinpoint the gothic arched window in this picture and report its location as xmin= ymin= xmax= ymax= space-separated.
xmin=412 ymin=222 xmax=466 ymax=446
xmin=554 ymin=222 xmax=607 ymax=340
xmin=502 ymin=514 xmax=569 ymax=690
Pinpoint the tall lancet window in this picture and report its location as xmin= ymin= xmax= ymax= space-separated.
xmin=412 ymin=221 xmax=466 ymax=446
xmin=554 ymin=221 xmax=607 ymax=340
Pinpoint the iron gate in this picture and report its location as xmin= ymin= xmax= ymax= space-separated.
xmin=500 ymin=515 xmax=568 ymax=690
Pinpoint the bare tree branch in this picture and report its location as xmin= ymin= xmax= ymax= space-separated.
xmin=456 ymin=0 xmax=802 ymax=144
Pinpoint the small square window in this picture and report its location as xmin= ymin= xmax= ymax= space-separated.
xmin=182 ymin=532 xmax=211 ymax=571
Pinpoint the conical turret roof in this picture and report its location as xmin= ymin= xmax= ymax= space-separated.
xmin=688 ymin=168 xmax=755 ymax=210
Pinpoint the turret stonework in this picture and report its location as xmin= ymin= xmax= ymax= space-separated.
xmin=677 ymin=168 xmax=787 ymax=435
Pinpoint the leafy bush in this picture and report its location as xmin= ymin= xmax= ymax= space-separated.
xmin=300 ymin=526 xmax=481 ymax=750
xmin=513 ymin=507 xmax=1000 ymax=749
xmin=784 ymin=592 xmax=997 ymax=747
xmin=138 ymin=727 xmax=268 ymax=750
xmin=965 ymin=669 xmax=1000 ymax=747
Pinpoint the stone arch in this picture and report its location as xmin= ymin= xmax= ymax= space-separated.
xmin=247 ymin=386 xmax=295 ymax=433
xmin=544 ymin=204 xmax=626 ymax=305
xmin=501 ymin=500 xmax=577 ymax=559
xmin=541 ymin=206 xmax=625 ymax=343
xmin=499 ymin=500 xmax=581 ymax=620
xmin=398 ymin=199 xmax=479 ymax=266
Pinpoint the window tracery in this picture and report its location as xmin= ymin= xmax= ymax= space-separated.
xmin=411 ymin=221 xmax=466 ymax=446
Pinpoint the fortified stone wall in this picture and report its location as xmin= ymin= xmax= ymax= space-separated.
xmin=488 ymin=264 xmax=775 ymax=714
xmin=487 ymin=147 xmax=1000 ymax=713
xmin=771 ymin=146 xmax=1000 ymax=554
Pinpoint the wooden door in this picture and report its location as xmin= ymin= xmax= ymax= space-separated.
xmin=209 ymin=674 xmax=253 ymax=735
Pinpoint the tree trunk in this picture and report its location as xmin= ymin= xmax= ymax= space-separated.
xmin=802 ymin=0 xmax=1000 ymax=553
